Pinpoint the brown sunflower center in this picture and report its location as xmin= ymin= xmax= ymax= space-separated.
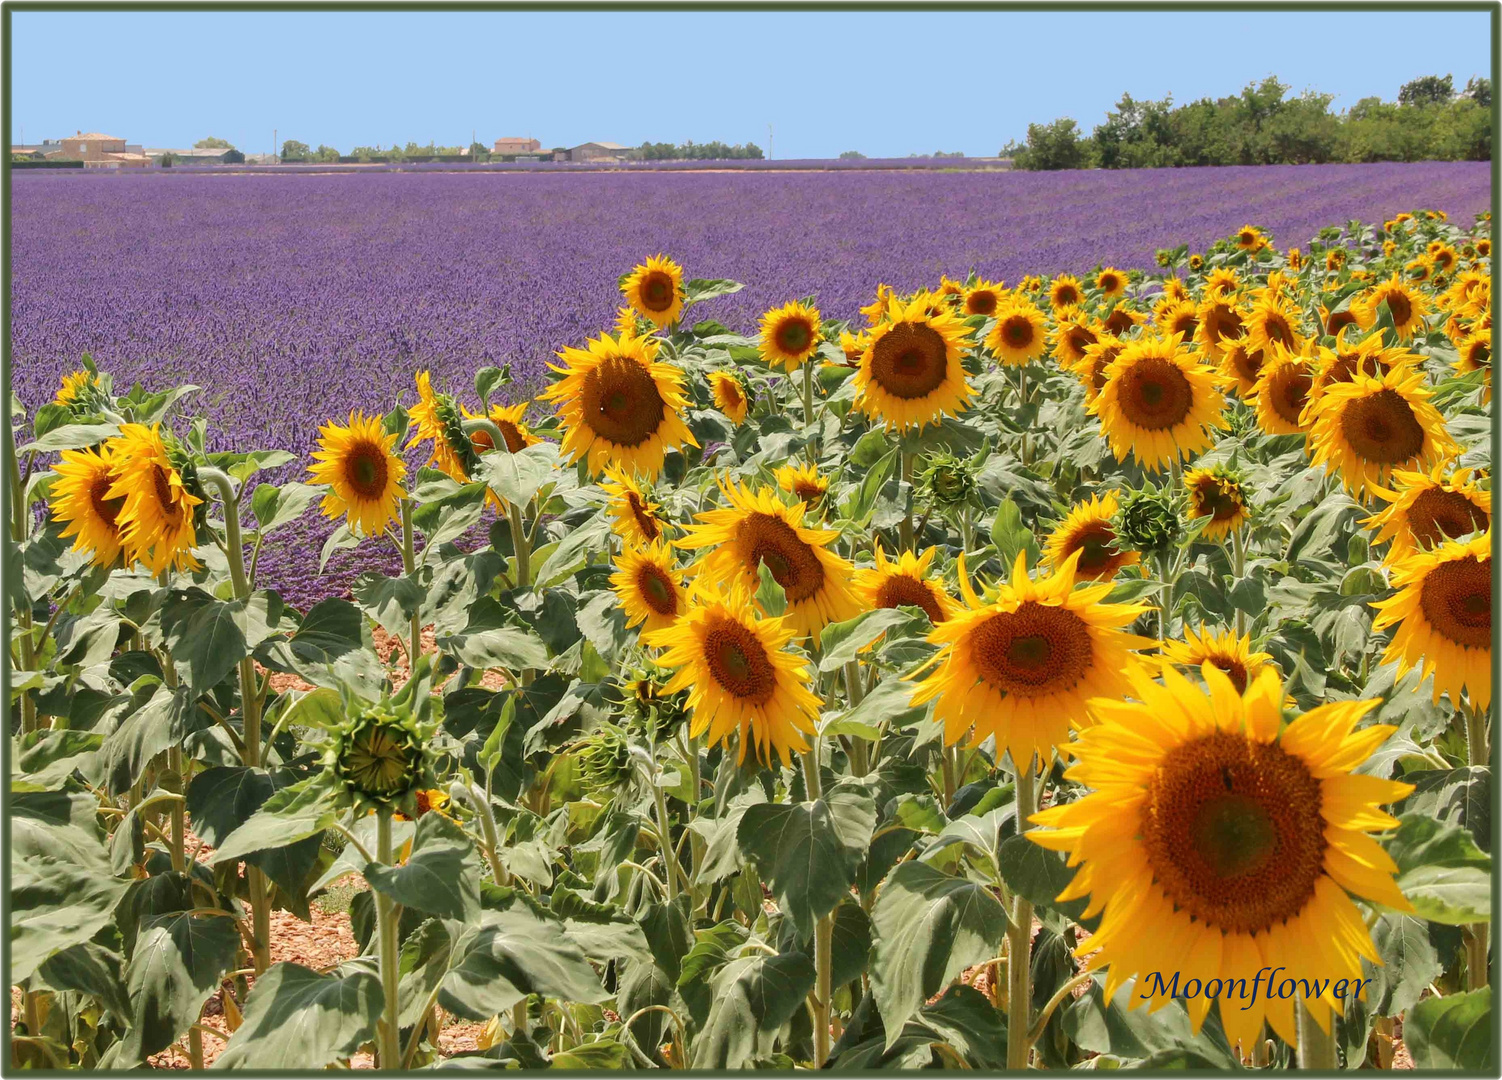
xmin=738 ymin=512 xmax=826 ymax=603
xmin=1193 ymin=480 xmax=1244 ymax=523
xmin=90 ymin=471 xmax=125 ymax=528
xmin=1067 ymin=523 xmax=1126 ymax=577
xmin=1338 ymin=389 xmax=1425 ymax=465
xmin=584 ymin=356 xmax=666 ymax=447
xmin=637 ymin=564 xmax=678 ymax=616
xmin=776 ymin=318 xmax=815 ymax=355
xmin=1468 ymin=342 xmax=1491 ymax=370
xmin=1325 ymin=310 xmax=1358 ymax=336
xmin=1100 ymin=274 xmax=1121 ymax=293
xmin=1203 ymin=304 xmax=1245 ymax=348
xmin=1269 ymin=366 xmax=1312 ymax=426
xmin=1418 ymin=555 xmax=1492 ymax=648
xmin=639 ymin=271 xmax=676 ymax=313
xmin=703 ymin=615 xmax=776 ymax=703
xmin=1063 ymin=325 xmax=1097 ymax=360
xmin=1172 ymin=312 xmax=1199 ymax=339
xmin=495 ymin=421 xmax=527 ymax=454
xmin=875 ymin=574 xmax=945 ymax=624
xmin=967 ymin=291 xmax=999 ymax=316
xmin=1261 ymin=312 xmax=1294 ymax=347
xmin=1407 ymin=490 xmax=1490 ymax=549
xmin=793 ymin=482 xmax=826 ymax=503
xmin=1383 ymin=290 xmax=1413 ymax=327
xmin=1103 ymin=308 xmax=1135 ymax=336
xmin=1141 ymin=731 xmax=1325 ymax=934
xmin=870 ymin=323 xmax=949 ymax=400
xmin=150 ymin=465 xmax=185 ymax=526
xmin=345 ymin=443 xmax=390 ymax=499
xmin=1053 ymin=284 xmax=1080 ymax=308
xmin=1211 ymin=656 xmax=1251 ymax=695
xmin=627 ymin=492 xmax=660 ymax=541
xmin=1117 ymin=357 xmax=1194 ymax=431
xmin=1000 ymin=316 xmax=1035 ymax=349
xmin=717 ymin=379 xmax=744 ymax=408
xmin=1228 ymin=345 xmax=1264 ymax=388
xmin=969 ymin=601 xmax=1092 ymax=695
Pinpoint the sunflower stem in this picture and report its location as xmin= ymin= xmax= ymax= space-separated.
xmin=507 ymin=501 xmax=531 ymax=590
xmin=1006 ymin=756 xmax=1038 ymax=1070
xmin=799 ymin=744 xmax=833 ymax=1066
xmin=1464 ymin=696 xmax=1490 ymax=990
xmin=375 ymin=811 xmax=402 ymax=1070
xmin=801 ymin=361 xmax=816 ymax=459
xmin=1295 ymin=996 xmax=1337 ymax=1069
xmin=1018 ymin=368 xmax=1031 ymax=466
xmin=1231 ymin=527 xmax=1247 ymax=637
xmin=899 ymin=452 xmax=916 ymax=551
xmin=652 ymin=777 xmax=679 ymax=902
xmin=10 ymin=438 xmax=38 ymax=734
xmin=400 ymin=498 xmax=421 ymax=668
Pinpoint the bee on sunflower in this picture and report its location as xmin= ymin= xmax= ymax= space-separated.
xmin=1306 ymin=367 xmax=1460 ymax=499
xmin=985 ymin=300 xmax=1049 ymax=366
xmin=1183 ymin=465 xmax=1251 ymax=541
xmin=1090 ymin=333 xmax=1229 ymax=473
xmin=1160 ymin=623 xmax=1275 ymax=693
xmin=621 ymin=254 xmax=685 ymax=329
xmin=611 ymin=540 xmax=686 ymax=632
xmin=309 ymin=410 xmax=408 ymax=536
xmin=758 ymin=300 xmax=823 ymax=372
xmin=542 ymin=330 xmax=697 ymax=481
xmin=853 ymin=545 xmax=959 ymax=625
xmin=1043 ymin=491 xmax=1139 ymax=581
xmin=708 ymin=370 xmax=751 ymax=425
xmin=104 ymin=423 xmax=203 ymax=575
xmin=1028 ymin=664 xmax=1413 ymax=1050
xmin=853 ymin=296 xmax=974 ymax=433
xmin=50 ymin=443 xmax=127 ymax=567
xmin=1365 ymin=461 xmax=1490 ymax=565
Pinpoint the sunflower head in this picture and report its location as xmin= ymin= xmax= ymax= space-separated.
xmin=1044 ymin=491 xmax=1139 ymax=581
xmin=854 ymin=297 xmax=974 ymax=433
xmin=916 ymin=450 xmax=979 ymax=508
xmin=759 ymin=300 xmax=824 ymax=372
xmin=1187 ymin=253 xmax=1204 ymax=271
xmin=601 ymin=465 xmax=668 ymax=546
xmin=1161 ymin=623 xmax=1274 ymax=693
xmin=1090 ymin=334 xmax=1228 ymax=472
xmin=1365 ymin=461 xmax=1491 ymax=565
xmin=986 ymin=301 xmax=1048 ymax=366
xmin=962 ymin=279 xmax=1006 ymax=317
xmin=612 ymin=539 xmax=686 ymax=633
xmin=51 ymin=443 xmax=127 ymax=567
xmin=708 ymin=370 xmax=751 ymax=425
xmin=1050 ymin=307 xmax=1099 ymax=367
xmin=1251 ymin=345 xmax=1315 ymax=437
xmin=1156 ymin=299 xmax=1200 ymax=343
xmin=1194 ymin=298 xmax=1246 ymax=361
xmin=861 ymin=284 xmax=896 ymax=326
xmin=1353 ymin=274 xmax=1429 ymax=340
xmin=328 ymin=695 xmax=437 ymax=817
xmin=1286 ymin=247 xmax=1302 ymax=271
xmin=773 ymin=462 xmax=829 ymax=506
xmin=1113 ymin=482 xmax=1184 ymax=560
xmin=1095 ymin=267 xmax=1127 ymax=298
xmin=1183 ymin=465 xmax=1251 ymax=541
xmin=1072 ymin=333 xmax=1125 ymax=403
xmin=622 ymin=254 xmax=685 ymax=328
xmin=467 ymin=402 xmax=539 ymax=456
xmin=1048 ymin=274 xmax=1084 ymax=312
xmin=1307 ymin=366 xmax=1460 ymax=499
xmin=854 ymin=545 xmax=959 ymax=625
xmin=310 ymin=410 xmax=407 ymax=536
xmin=407 ymin=371 xmax=480 ymax=482
xmin=1101 ymin=304 xmax=1143 ymax=338
xmin=1203 ymin=267 xmax=1241 ymax=301
xmin=54 ymin=366 xmax=110 ymax=414
xmin=103 ymin=423 xmax=203 ymax=575
xmin=1243 ymin=294 xmax=1304 ymax=359
xmin=1234 ymin=224 xmax=1267 ymax=252
xmin=575 ymin=721 xmax=640 ymax=797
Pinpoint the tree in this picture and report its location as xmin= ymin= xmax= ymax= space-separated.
xmin=314 ymin=145 xmax=341 ymax=163
xmin=195 ymin=136 xmax=234 ymax=149
xmin=223 ymin=149 xmax=245 ymax=164
xmin=158 ymin=152 xmax=175 ymax=168
xmin=469 ymin=141 xmax=491 ymax=162
xmin=281 ymin=140 xmax=311 ymax=162
xmin=1463 ymin=76 xmax=1492 ymax=108
xmin=1012 ymin=118 xmax=1091 ymax=170
xmin=839 ymin=150 xmax=866 ymax=160
xmin=1398 ymin=74 xmax=1455 ymax=107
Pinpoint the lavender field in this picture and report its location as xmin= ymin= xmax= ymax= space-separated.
xmin=11 ymin=162 xmax=1491 ymax=605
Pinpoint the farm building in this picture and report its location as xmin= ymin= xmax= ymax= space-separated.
xmin=45 ymin=132 xmax=153 ymax=168
xmin=492 ymin=136 xmax=542 ymax=155
xmin=568 ymin=141 xmax=636 ymax=162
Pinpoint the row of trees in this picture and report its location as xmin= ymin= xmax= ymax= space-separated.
xmin=1004 ymin=75 xmax=1491 ymax=170
xmin=639 ymin=140 xmax=764 ymax=160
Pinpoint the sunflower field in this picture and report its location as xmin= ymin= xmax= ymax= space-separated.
xmin=7 ymin=210 xmax=1494 ymax=1071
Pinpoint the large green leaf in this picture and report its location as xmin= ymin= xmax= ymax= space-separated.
xmin=1063 ymin=975 xmax=1240 ymax=1067
xmin=99 ymin=686 xmax=192 ymax=796
xmin=1404 ymin=986 xmax=1492 ymax=1070
xmin=436 ymin=597 xmax=550 ymax=671
xmin=1369 ymin=913 xmax=1443 ymax=1017
xmin=159 ymin=588 xmax=250 ymax=695
xmin=1389 ymin=813 xmax=1492 ymax=924
xmin=483 ymin=441 xmax=564 ymax=508
xmin=210 ymin=776 xmax=339 ymax=864
xmin=120 ymin=911 xmax=241 ymax=1063
xmin=737 ymin=780 xmax=876 ymax=938
xmin=439 ymin=907 xmax=606 ymax=1020
xmin=10 ymin=852 xmax=131 ymax=984
xmin=214 ymin=962 xmax=383 ymax=1069
xmin=868 ymin=861 xmax=1008 ymax=1048
xmin=364 ymin=812 xmax=482 ymax=921
xmin=691 ymin=951 xmax=816 ymax=1068
xmin=351 ymin=571 xmax=426 ymax=638
xmin=37 ymin=941 xmax=132 ymax=1022
xmin=249 ymin=480 xmax=322 ymax=536
xmin=832 ymin=984 xmax=1006 ymax=1070
xmin=817 ymin=609 xmax=911 ymax=672
xmin=998 ymin=833 xmax=1099 ymax=930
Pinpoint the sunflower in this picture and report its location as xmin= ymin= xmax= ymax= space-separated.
xmin=1072 ymin=333 xmax=1125 ymax=404
xmin=104 ymin=424 xmax=202 ymax=575
xmin=937 ymin=276 xmax=967 ymax=305
xmin=1429 ymin=243 xmax=1459 ymax=275
xmin=466 ymin=403 xmax=539 ymax=455
xmin=1365 ymin=462 xmax=1491 ymax=565
xmin=773 ymin=462 xmax=829 ymax=506
xmin=1159 ymin=277 xmax=1190 ymax=305
xmin=1242 ymin=294 xmax=1304 ymax=359
xmin=676 ymin=481 xmax=860 ymax=639
xmin=601 ymin=465 xmax=668 ymax=546
xmin=860 ymin=284 xmax=895 ymax=326
xmin=1095 ymin=267 xmax=1127 ymax=298
xmin=1250 ymin=347 xmax=1315 ymax=437
xmin=708 ymin=370 xmax=750 ymax=425
xmin=54 ymin=369 xmax=100 ymax=409
xmin=407 ymin=370 xmax=477 ymax=482
xmin=1352 ymin=274 xmax=1428 ymax=340
xmin=1029 ymin=665 xmax=1413 ymax=1048
xmin=1049 ymin=274 xmax=1084 ymax=312
xmin=1194 ymin=296 xmax=1247 ymax=364
xmin=836 ymin=329 xmax=868 ymax=367
xmin=986 ymin=301 xmax=1049 ymax=366
xmin=1203 ymin=268 xmax=1241 ymax=301
xmin=1090 ymin=334 xmax=1229 ymax=473
xmin=1101 ymin=304 xmax=1144 ymax=337
xmin=1187 ymin=254 xmax=1204 ymax=271
xmin=1234 ymin=224 xmax=1267 ymax=252
xmin=643 ymin=580 xmax=820 ymax=766
xmin=909 ymin=551 xmax=1155 ymax=767
xmin=612 ymin=540 xmax=686 ymax=633
xmin=1307 ymin=329 xmax=1419 ymax=409
xmin=1043 ymin=491 xmax=1139 ymax=580
xmin=1318 ymin=302 xmax=1360 ymax=339
xmin=1160 ymin=624 xmax=1274 ymax=693
xmin=614 ymin=305 xmax=642 ymax=338
xmin=621 ymin=254 xmax=684 ymax=329
xmin=1183 ymin=466 xmax=1251 ymax=540
xmin=1157 ymin=299 xmax=1200 ymax=343
xmin=853 ymin=545 xmax=960 ymax=625
xmin=1371 ymin=531 xmax=1491 ymax=709
xmin=854 ymin=297 xmax=974 ymax=433
xmin=1219 ymin=342 xmax=1265 ymax=398
xmin=962 ymin=279 xmax=1006 ymax=317
xmin=309 ymin=410 xmax=407 ymax=535
xmin=542 ymin=330 xmax=697 ymax=481
xmin=759 ymin=300 xmax=824 ymax=372
xmin=1325 ymin=248 xmax=1347 ymax=272
xmin=1286 ymin=247 xmax=1302 ymax=271
xmin=1051 ymin=307 xmax=1099 ymax=368
xmin=50 ymin=444 xmax=126 ymax=567
xmin=1454 ymin=328 xmax=1491 ymax=399
xmin=1307 ymin=367 xmax=1459 ymax=499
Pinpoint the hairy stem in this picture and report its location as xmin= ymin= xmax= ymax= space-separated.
xmin=376 ymin=813 xmax=402 ymax=1070
xmin=801 ymin=744 xmax=832 ymax=1066
xmin=899 ymin=452 xmax=915 ymax=551
xmin=1007 ymin=758 xmax=1038 ymax=1070
xmin=1295 ymin=996 xmax=1338 ymax=1069
xmin=401 ymin=499 xmax=421 ymax=667
xmin=1465 ymin=696 xmax=1490 ymax=990
xmin=10 ymin=439 xmax=37 ymax=733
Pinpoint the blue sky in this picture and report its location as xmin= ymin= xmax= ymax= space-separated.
xmin=11 ymin=9 xmax=1493 ymax=158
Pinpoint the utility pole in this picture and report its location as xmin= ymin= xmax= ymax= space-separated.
xmin=273 ymin=127 xmax=277 ymax=164
xmin=767 ymin=123 xmax=773 ymax=160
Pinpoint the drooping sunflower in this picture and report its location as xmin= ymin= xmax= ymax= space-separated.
xmin=773 ymin=462 xmax=829 ymax=506
xmin=1352 ymin=274 xmax=1429 ymax=340
xmin=1234 ymin=224 xmax=1268 ymax=252
xmin=614 ymin=305 xmax=643 ymax=338
xmin=601 ymin=465 xmax=668 ymax=546
xmin=1160 ymin=624 xmax=1274 ymax=693
xmin=676 ymin=481 xmax=860 ymax=639
xmin=1049 ymin=274 xmax=1084 ymax=312
xmin=1307 ymin=329 xmax=1419 ymax=409
xmin=1243 ymin=294 xmax=1305 ymax=359
xmin=407 ymin=370 xmax=478 ymax=483
xmin=1090 ymin=334 xmax=1229 ymax=473
xmin=936 ymin=276 xmax=967 ymax=305
xmin=621 ymin=254 xmax=685 ymax=329
xmin=309 ymin=410 xmax=408 ymax=535
xmin=1029 ymin=665 xmax=1414 ymax=1048
xmin=860 ymin=283 xmax=896 ymax=326
xmin=1250 ymin=346 xmax=1315 ymax=437
xmin=759 ymin=300 xmax=824 ymax=372
xmin=1183 ymin=465 xmax=1251 ymax=540
xmin=1044 ymin=491 xmax=1139 ymax=581
xmin=1219 ymin=342 xmax=1265 ymax=398
xmin=1095 ymin=267 xmax=1127 ymax=299
xmin=1072 ymin=333 xmax=1125 ymax=405
xmin=466 ymin=402 xmax=539 ymax=455
xmin=542 ymin=330 xmax=697 ymax=481
xmin=1050 ymin=307 xmax=1099 ymax=368
xmin=1365 ymin=461 xmax=1491 ymax=564
xmin=643 ymin=580 xmax=820 ymax=766
xmin=1203 ymin=267 xmax=1241 ymax=301
xmin=1194 ymin=298 xmax=1246 ymax=362
xmin=1371 ymin=531 xmax=1491 ymax=708
xmin=50 ymin=444 xmax=126 ymax=567
xmin=854 ymin=297 xmax=974 ymax=433
xmin=708 ymin=370 xmax=750 ymax=425
xmin=104 ymin=424 xmax=202 ymax=575
xmin=853 ymin=545 xmax=960 ymax=625
xmin=909 ymin=551 xmax=1155 ymax=767
xmin=612 ymin=540 xmax=686 ymax=632
xmin=1156 ymin=299 xmax=1200 ymax=343
xmin=1307 ymin=367 xmax=1460 ymax=499
xmin=962 ymin=279 xmax=1006 ymax=317
xmin=986 ymin=301 xmax=1049 ymax=366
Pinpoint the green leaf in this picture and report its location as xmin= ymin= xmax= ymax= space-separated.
xmin=37 ymin=941 xmax=131 ymax=1022
xmin=351 ymin=571 xmax=426 ymax=638
xmin=534 ymin=513 xmax=610 ymax=588
xmin=868 ymin=861 xmax=1009 ymax=1048
xmin=19 ymin=420 xmax=121 ymax=454
xmin=364 ymin=812 xmax=482 ymax=921
xmin=1063 ymin=976 xmax=1240 ymax=1067
xmin=998 ymin=834 xmax=1098 ymax=930
xmin=99 ymin=686 xmax=192 ymax=797
xmin=818 ymin=608 xmax=910 ymax=672
xmin=685 ymin=277 xmax=745 ymax=303
xmin=10 ymin=851 xmax=131 ymax=984
xmin=1389 ymin=813 xmax=1492 ymax=924
xmin=440 ymin=907 xmax=606 ymax=1020
xmin=210 ymin=776 xmax=339 ymax=864
xmin=691 ymin=951 xmax=816 ymax=1068
xmin=1404 ymin=986 xmax=1492 ymax=1070
xmin=737 ymin=781 xmax=877 ymax=938
xmin=1370 ymin=914 xmax=1442 ymax=1017
xmin=842 ymin=447 xmax=897 ymax=522
xmin=549 ymin=1039 xmax=631 ymax=1070
xmin=120 ymin=911 xmax=240 ymax=1063
xmin=436 ymin=598 xmax=550 ymax=671
xmin=159 ymin=588 xmax=252 ymax=695
xmin=483 ymin=442 xmax=563 ymax=508
xmin=755 ymin=561 xmax=787 ymax=618
xmin=214 ymin=962 xmax=383 ymax=1070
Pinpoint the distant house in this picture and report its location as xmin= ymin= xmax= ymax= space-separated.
xmin=12 ymin=140 xmax=63 ymax=159
xmin=46 ymin=131 xmax=152 ymax=168
xmin=568 ymin=141 xmax=636 ymax=163
xmin=492 ymin=136 xmax=542 ymax=156
xmin=143 ymin=147 xmax=241 ymax=165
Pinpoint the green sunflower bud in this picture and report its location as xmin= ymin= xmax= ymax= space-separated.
xmin=918 ymin=451 xmax=978 ymax=508
xmin=328 ymin=698 xmax=435 ymax=816
xmin=619 ymin=663 xmax=689 ymax=740
xmin=434 ymin=394 xmax=482 ymax=476
xmin=576 ymin=721 xmax=638 ymax=796
xmin=1114 ymin=483 xmax=1184 ymax=560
